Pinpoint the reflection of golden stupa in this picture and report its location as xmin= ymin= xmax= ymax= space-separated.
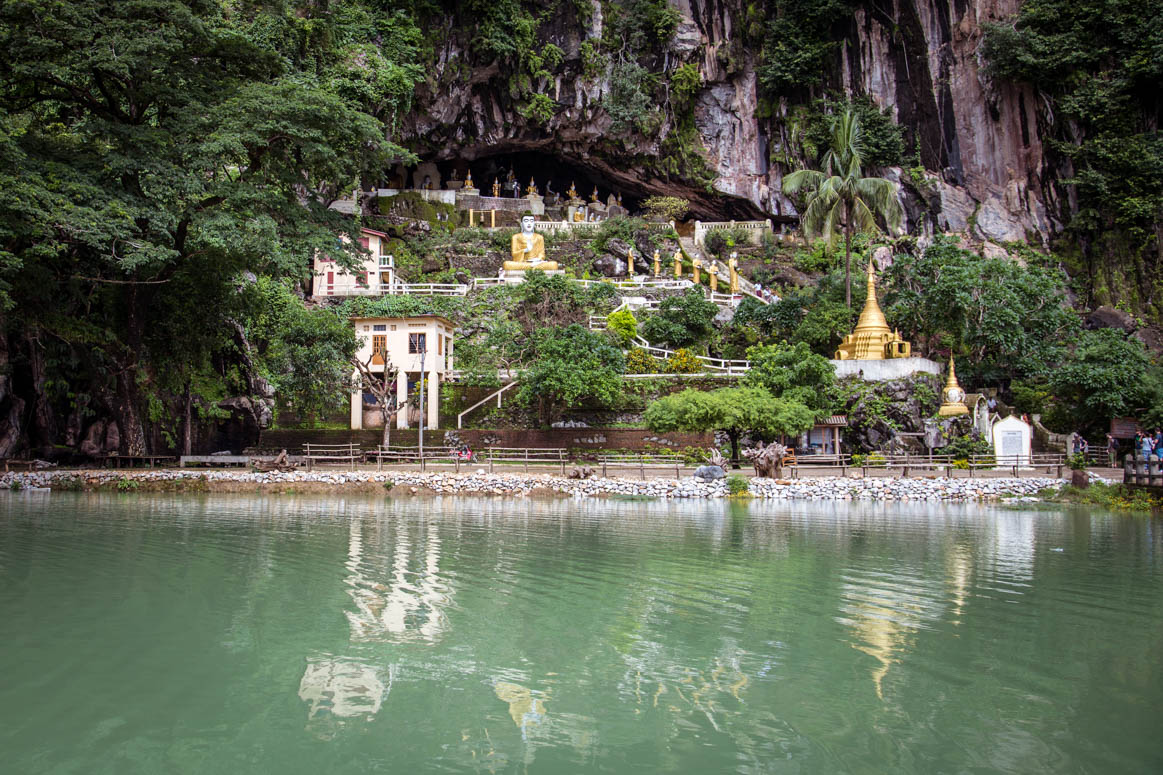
xmin=834 ymin=261 xmax=912 ymax=360
xmin=938 ymin=355 xmax=969 ymax=416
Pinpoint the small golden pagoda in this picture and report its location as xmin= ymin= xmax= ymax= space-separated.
xmin=937 ymin=355 xmax=969 ymax=416
xmin=834 ymin=261 xmax=912 ymax=360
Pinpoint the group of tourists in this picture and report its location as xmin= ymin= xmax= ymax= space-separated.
xmin=1133 ymin=428 xmax=1163 ymax=461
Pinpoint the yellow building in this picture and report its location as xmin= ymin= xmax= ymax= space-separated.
xmin=834 ymin=261 xmax=911 ymax=361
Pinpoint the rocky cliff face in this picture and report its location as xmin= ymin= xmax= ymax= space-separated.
xmin=400 ymin=0 xmax=1057 ymax=244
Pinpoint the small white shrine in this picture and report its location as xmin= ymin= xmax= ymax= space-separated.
xmin=992 ymin=415 xmax=1032 ymax=467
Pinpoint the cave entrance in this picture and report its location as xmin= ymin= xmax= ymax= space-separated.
xmin=434 ymin=151 xmax=645 ymax=213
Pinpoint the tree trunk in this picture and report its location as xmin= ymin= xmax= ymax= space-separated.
xmin=182 ymin=381 xmax=193 ymax=456
xmin=24 ymin=332 xmax=56 ymax=457
xmin=729 ymin=432 xmax=740 ymax=469
xmin=0 ymin=329 xmax=25 ymax=459
xmin=381 ymin=409 xmax=391 ymax=449
xmin=844 ymin=215 xmax=853 ymax=309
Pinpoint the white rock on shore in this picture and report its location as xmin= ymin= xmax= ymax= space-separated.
xmin=0 ymin=469 xmax=1072 ymax=503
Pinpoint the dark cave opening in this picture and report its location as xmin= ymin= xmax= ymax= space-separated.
xmin=437 ymin=151 xmax=646 ymax=212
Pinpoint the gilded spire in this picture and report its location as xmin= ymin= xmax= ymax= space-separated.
xmin=938 ymin=355 xmax=969 ymax=416
xmin=833 ymin=259 xmax=912 ymax=361
xmin=852 ymin=259 xmax=890 ymax=336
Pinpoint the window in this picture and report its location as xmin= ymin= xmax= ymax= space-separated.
xmin=437 ymin=336 xmax=442 ymax=355
xmin=373 ymin=324 xmax=386 ymax=332
xmin=409 ymin=333 xmax=426 ymax=354
xmin=372 ymin=335 xmax=387 ymax=355
xmin=358 ymin=236 xmax=370 ymax=250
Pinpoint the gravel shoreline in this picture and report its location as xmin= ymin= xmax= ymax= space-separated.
xmin=0 ymin=468 xmax=1067 ymax=502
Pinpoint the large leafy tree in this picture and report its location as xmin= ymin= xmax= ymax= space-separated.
xmin=782 ymin=108 xmax=902 ymax=308
xmin=1050 ymin=329 xmax=1152 ymax=434
xmin=883 ymin=237 xmax=1079 ymax=383
xmin=518 ymin=325 xmax=626 ymax=426
xmin=643 ymin=386 xmax=815 ymax=466
xmin=744 ymin=341 xmax=838 ymax=414
xmin=0 ymin=1 xmax=416 ymax=455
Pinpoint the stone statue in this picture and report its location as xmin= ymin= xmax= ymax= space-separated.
xmin=673 ymin=251 xmax=682 ymax=277
xmin=653 ymin=250 xmax=661 ymax=276
xmin=504 ymin=214 xmax=558 ymax=271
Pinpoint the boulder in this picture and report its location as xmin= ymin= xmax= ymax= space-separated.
xmin=936 ymin=181 xmax=976 ymax=232
xmin=692 ymin=465 xmax=726 ymax=480
xmin=79 ymin=420 xmax=106 ymax=457
xmin=1134 ymin=325 xmax=1163 ymax=357
xmin=975 ymin=195 xmax=1026 ymax=243
xmin=1085 ymin=305 xmax=1135 ymax=332
xmin=593 ymin=254 xmax=627 ymax=277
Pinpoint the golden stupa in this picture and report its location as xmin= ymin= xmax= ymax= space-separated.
xmin=937 ymin=355 xmax=969 ymax=416
xmin=834 ymin=261 xmax=912 ymax=360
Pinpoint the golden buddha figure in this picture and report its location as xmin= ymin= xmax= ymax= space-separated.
xmin=591 ymin=187 xmax=599 ymax=202
xmin=567 ymin=181 xmax=578 ymax=199
xmin=834 ymin=260 xmax=912 ymax=360
xmin=464 ymin=170 xmax=474 ymax=189
xmin=692 ymin=257 xmax=702 ymax=284
xmin=708 ymin=261 xmax=719 ymax=292
xmin=653 ymin=250 xmax=661 ymax=276
xmin=526 ymin=177 xmax=539 ymax=196
xmin=492 ymin=178 xmax=500 ymax=198
xmin=728 ymin=254 xmax=739 ymax=293
xmin=673 ymin=251 xmax=682 ymax=277
xmin=504 ymin=214 xmax=558 ymax=271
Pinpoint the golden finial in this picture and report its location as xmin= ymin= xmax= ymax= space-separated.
xmin=938 ymin=355 xmax=969 ymax=416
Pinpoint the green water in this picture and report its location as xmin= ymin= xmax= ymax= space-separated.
xmin=1 ymin=494 xmax=1161 ymax=774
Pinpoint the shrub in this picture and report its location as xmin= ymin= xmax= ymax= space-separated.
xmin=666 ymin=348 xmax=703 ymax=374
xmin=606 ymin=308 xmax=638 ymax=346
xmin=726 ymin=473 xmax=751 ymax=496
xmin=642 ymin=195 xmax=690 ymax=222
xmin=625 ymin=347 xmax=662 ymax=374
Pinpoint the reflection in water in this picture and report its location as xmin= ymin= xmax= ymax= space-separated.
xmin=344 ymin=518 xmax=451 ymax=643
xmin=9 ymin=493 xmax=1153 ymax=774
xmin=298 ymin=657 xmax=389 ymax=720
xmin=494 ymin=681 xmax=547 ymax=739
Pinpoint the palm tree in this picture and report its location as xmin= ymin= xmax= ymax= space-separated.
xmin=782 ymin=109 xmax=903 ymax=308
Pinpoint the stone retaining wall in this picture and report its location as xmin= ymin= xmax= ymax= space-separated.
xmin=2 ymin=469 xmax=1064 ymax=502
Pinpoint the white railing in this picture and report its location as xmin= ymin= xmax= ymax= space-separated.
xmin=471 ymin=277 xmax=507 ymax=289
xmin=693 ymin=219 xmax=773 ymax=247
xmin=629 ymin=335 xmax=750 ymax=375
xmin=457 ymin=381 xmax=520 ymax=428
xmin=386 ymin=282 xmax=468 ymax=296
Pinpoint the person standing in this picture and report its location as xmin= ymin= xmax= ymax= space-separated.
xmin=1106 ymin=433 xmax=1119 ymax=467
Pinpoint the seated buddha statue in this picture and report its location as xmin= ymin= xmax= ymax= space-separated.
xmin=504 ymin=214 xmax=558 ymax=271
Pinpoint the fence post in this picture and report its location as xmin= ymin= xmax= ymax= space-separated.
xmin=489 ymin=448 xmax=494 ymax=474
xmin=561 ymin=450 xmax=566 ymax=477
xmin=640 ymin=459 xmax=646 ymax=480
xmin=602 ymin=460 xmax=607 ymax=478
xmin=524 ymin=448 xmax=529 ymax=473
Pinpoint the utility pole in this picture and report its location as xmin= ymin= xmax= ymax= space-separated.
xmin=418 ymin=341 xmax=426 ymax=468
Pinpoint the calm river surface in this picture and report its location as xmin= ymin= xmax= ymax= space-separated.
xmin=1 ymin=493 xmax=1161 ymax=774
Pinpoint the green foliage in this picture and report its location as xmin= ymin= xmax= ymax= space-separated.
xmin=641 ymin=196 xmax=691 ymax=222
xmin=519 ymin=93 xmax=556 ymax=124
xmin=1011 ymin=380 xmax=1052 ymax=415
xmin=942 ymin=434 xmax=991 ymax=460
xmin=884 ymin=236 xmax=1080 ymax=382
xmin=248 ymin=279 xmax=358 ymax=420
xmin=757 ymin=0 xmax=857 ymax=96
xmin=604 ymin=59 xmax=658 ymax=135
xmin=665 ymin=348 xmax=703 ymax=374
xmin=606 ymin=308 xmax=639 ymax=346
xmin=782 ymin=108 xmax=903 ymax=306
xmin=704 ymin=227 xmax=758 ymax=258
xmin=670 ymin=64 xmax=703 ymax=111
xmin=625 ymin=347 xmax=662 ymax=374
xmin=639 ymin=288 xmax=718 ymax=349
xmin=803 ymin=97 xmax=905 ymax=168
xmin=518 ymin=324 xmax=626 ymax=424
xmin=1051 ymin=482 xmax=1163 ymax=512
xmin=1066 ymin=453 xmax=1088 ymax=471
xmin=1050 ymin=328 xmax=1151 ymax=433
xmin=744 ymin=341 xmax=838 ymax=414
xmin=643 ymin=386 xmax=816 ymax=461
xmin=0 ymin=0 xmax=400 ymax=453
xmin=726 ymin=474 xmax=751 ymax=496
xmin=983 ymin=0 xmax=1163 ymax=286
xmin=849 ymin=452 xmax=886 ymax=467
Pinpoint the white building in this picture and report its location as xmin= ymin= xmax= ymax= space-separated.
xmin=313 ymin=228 xmax=395 ymax=298
xmin=350 ymin=315 xmax=455 ymax=431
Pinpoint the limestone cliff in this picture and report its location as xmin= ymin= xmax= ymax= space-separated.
xmin=397 ymin=0 xmax=1060 ymax=245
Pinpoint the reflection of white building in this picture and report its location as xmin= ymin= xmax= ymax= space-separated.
xmin=298 ymin=658 xmax=389 ymax=720
xmin=344 ymin=519 xmax=450 ymax=643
